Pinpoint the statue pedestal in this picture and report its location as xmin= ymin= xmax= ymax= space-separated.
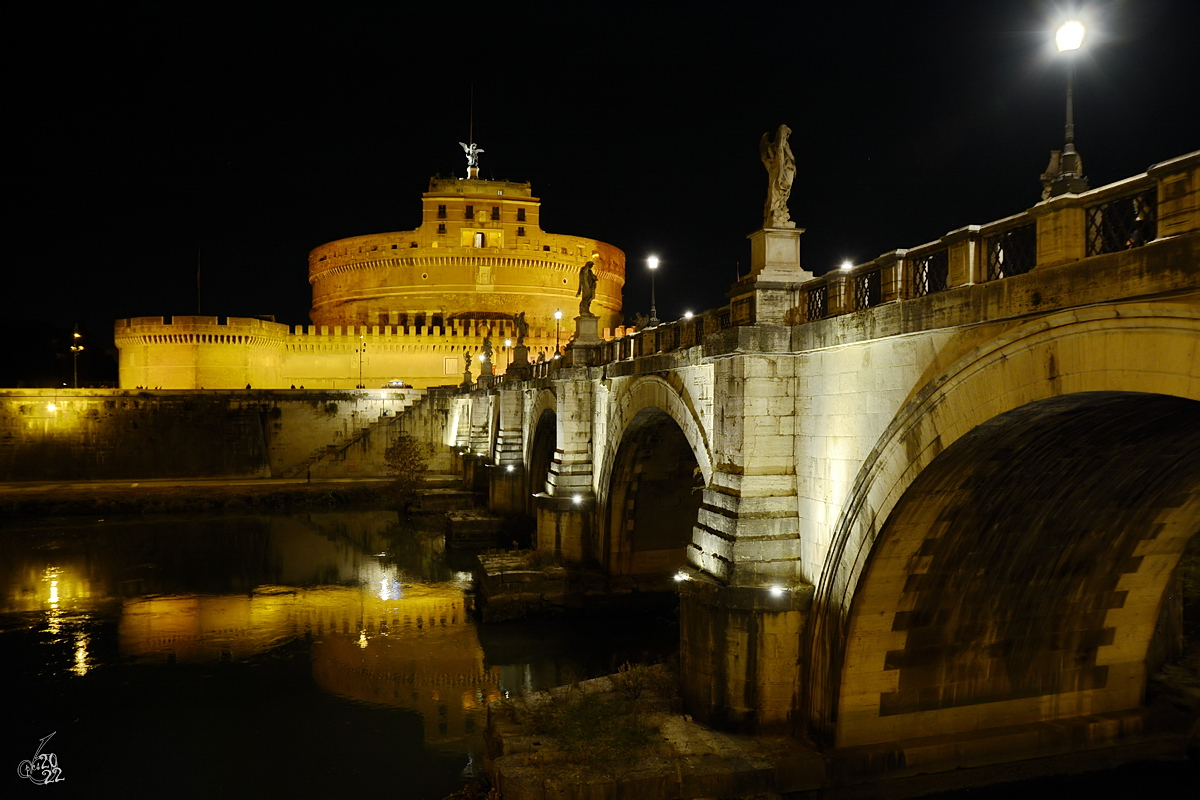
xmin=506 ymin=344 xmax=532 ymax=381
xmin=735 ymin=227 xmax=816 ymax=325
xmin=460 ymin=371 xmax=473 ymax=390
xmin=481 ymin=359 xmax=494 ymax=377
xmin=564 ymin=314 xmax=601 ymax=367
xmin=573 ymin=314 xmax=600 ymax=344
xmin=748 ymin=227 xmax=810 ymax=282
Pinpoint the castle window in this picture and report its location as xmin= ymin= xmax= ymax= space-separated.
xmin=465 ymin=205 xmax=474 ymax=219
xmin=437 ymin=224 xmax=446 ymax=234
xmin=543 ymin=245 xmax=550 ymax=251
xmin=490 ymin=207 xmax=500 ymax=220
xmin=391 ymin=244 xmax=397 ymax=249
xmin=437 ymin=204 xmax=447 ymax=219
xmin=517 ymin=208 xmax=526 ymax=222
xmin=518 ymin=227 xmax=525 ymax=237
xmin=410 ymin=242 xmax=418 ymax=248
xmin=473 ymin=232 xmax=485 ymax=248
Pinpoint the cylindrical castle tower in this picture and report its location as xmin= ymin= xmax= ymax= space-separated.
xmin=308 ymin=176 xmax=625 ymax=334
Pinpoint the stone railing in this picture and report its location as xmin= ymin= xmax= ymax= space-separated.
xmin=796 ymin=150 xmax=1197 ymax=323
xmin=456 ymin=150 xmax=1198 ymax=384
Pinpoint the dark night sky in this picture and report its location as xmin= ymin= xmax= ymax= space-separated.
xmin=7 ymin=1 xmax=1198 ymax=383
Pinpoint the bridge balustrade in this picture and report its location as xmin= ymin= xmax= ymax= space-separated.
xmin=909 ymin=248 xmax=950 ymax=297
xmin=985 ymin=220 xmax=1037 ymax=280
xmin=805 ymin=283 xmax=829 ymax=321
xmin=851 ymin=269 xmax=883 ymax=311
xmin=1086 ymin=184 xmax=1158 ymax=256
xmin=455 ymin=153 xmax=1194 ymax=386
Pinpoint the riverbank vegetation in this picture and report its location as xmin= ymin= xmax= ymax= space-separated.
xmin=494 ymin=662 xmax=680 ymax=778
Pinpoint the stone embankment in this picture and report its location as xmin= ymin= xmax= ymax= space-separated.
xmin=0 ymin=478 xmax=392 ymax=519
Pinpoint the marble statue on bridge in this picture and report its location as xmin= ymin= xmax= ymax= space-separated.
xmin=576 ymin=261 xmax=597 ymax=316
xmin=760 ymin=124 xmax=796 ymax=228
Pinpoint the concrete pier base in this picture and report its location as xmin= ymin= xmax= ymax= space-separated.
xmin=678 ymin=574 xmax=813 ymax=733
xmin=487 ymin=464 xmax=525 ymax=514
xmin=534 ymin=493 xmax=592 ymax=562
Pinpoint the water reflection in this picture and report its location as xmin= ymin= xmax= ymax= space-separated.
xmin=0 ymin=511 xmax=678 ymax=796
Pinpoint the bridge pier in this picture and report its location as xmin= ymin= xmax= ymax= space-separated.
xmin=679 ymin=575 xmax=812 ymax=732
xmin=534 ymin=368 xmax=597 ymax=561
xmin=683 ymin=347 xmax=816 ymax=731
xmin=534 ymin=493 xmax=593 ymax=562
xmin=488 ymin=388 xmax=526 ymax=514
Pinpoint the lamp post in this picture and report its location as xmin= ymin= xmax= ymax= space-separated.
xmin=1044 ymin=20 xmax=1088 ymax=197
xmin=553 ymin=309 xmax=562 ymax=356
xmin=355 ymin=336 xmax=366 ymax=388
xmin=70 ymin=325 xmax=83 ymax=389
xmin=647 ymin=255 xmax=660 ymax=326
xmin=505 ymin=338 xmax=512 ymax=366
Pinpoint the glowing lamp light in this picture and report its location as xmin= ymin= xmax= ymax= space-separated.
xmin=47 ymin=403 xmax=57 ymax=412
xmin=673 ymin=571 xmax=689 ymax=582
xmin=840 ymin=260 xmax=854 ymax=271
xmin=572 ymin=494 xmax=582 ymax=505
xmin=505 ymin=338 xmax=512 ymax=347
xmin=553 ymin=309 xmax=563 ymax=321
xmin=1056 ymin=20 xmax=1085 ymax=52
xmin=769 ymin=585 xmax=786 ymax=597
xmin=478 ymin=354 xmax=485 ymax=362
xmin=505 ymin=465 xmax=515 ymax=473
xmin=683 ymin=311 xmax=693 ymax=319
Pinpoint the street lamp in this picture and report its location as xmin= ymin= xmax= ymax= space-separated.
xmin=647 ymin=255 xmax=660 ymax=326
xmin=553 ymin=309 xmax=562 ymax=356
xmin=504 ymin=338 xmax=512 ymax=366
xmin=1043 ymin=20 xmax=1088 ymax=198
xmin=70 ymin=325 xmax=83 ymax=389
xmin=355 ymin=335 xmax=366 ymax=388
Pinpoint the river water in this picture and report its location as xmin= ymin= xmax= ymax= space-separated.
xmin=4 ymin=511 xmax=1194 ymax=797
xmin=0 ymin=510 xmax=679 ymax=798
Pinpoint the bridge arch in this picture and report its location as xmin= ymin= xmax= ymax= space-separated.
xmin=525 ymin=388 xmax=557 ymax=508
xmin=807 ymin=302 xmax=1200 ymax=747
xmin=596 ymin=375 xmax=713 ymax=574
xmin=598 ymin=374 xmax=713 ymax=495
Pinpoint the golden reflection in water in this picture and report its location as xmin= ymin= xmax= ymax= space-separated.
xmin=0 ymin=565 xmax=101 ymax=678
xmin=117 ymin=576 xmax=501 ymax=746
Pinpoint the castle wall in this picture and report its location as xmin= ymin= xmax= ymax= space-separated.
xmin=0 ymin=388 xmax=422 ymax=481
xmin=116 ymin=316 xmax=289 ymax=390
xmin=115 ymin=316 xmax=601 ymax=390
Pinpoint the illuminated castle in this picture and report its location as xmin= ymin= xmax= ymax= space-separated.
xmin=115 ymin=155 xmax=626 ymax=389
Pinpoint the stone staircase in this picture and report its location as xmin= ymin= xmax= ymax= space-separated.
xmin=284 ymin=392 xmax=424 ymax=478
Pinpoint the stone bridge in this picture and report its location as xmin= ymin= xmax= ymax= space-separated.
xmin=436 ymin=152 xmax=1200 ymax=780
